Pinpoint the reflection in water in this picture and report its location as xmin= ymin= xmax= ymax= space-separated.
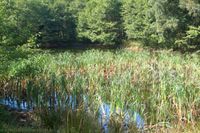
xmin=0 ymin=98 xmax=29 ymax=111
xmin=0 ymin=95 xmax=144 ymax=132
xmin=99 ymin=103 xmax=145 ymax=133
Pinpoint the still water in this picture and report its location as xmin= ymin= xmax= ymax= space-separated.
xmin=0 ymin=94 xmax=144 ymax=132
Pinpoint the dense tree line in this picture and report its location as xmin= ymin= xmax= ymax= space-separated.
xmin=0 ymin=0 xmax=199 ymax=49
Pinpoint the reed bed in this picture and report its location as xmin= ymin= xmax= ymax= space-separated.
xmin=1 ymin=48 xmax=200 ymax=131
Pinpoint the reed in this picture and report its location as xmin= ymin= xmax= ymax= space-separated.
xmin=1 ymin=48 xmax=200 ymax=131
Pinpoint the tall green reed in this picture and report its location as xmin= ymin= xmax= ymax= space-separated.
xmin=1 ymin=49 xmax=200 ymax=130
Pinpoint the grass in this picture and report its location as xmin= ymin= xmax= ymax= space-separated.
xmin=0 ymin=105 xmax=41 ymax=132
xmin=0 ymin=104 xmax=100 ymax=133
xmin=1 ymin=46 xmax=200 ymax=132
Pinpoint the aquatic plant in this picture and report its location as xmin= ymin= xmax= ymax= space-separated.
xmin=1 ymin=49 xmax=200 ymax=131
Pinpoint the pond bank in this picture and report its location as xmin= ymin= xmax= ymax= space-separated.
xmin=0 ymin=94 xmax=145 ymax=133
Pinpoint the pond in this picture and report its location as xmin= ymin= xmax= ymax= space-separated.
xmin=0 ymin=93 xmax=145 ymax=132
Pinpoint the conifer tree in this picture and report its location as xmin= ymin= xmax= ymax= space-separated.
xmin=77 ymin=0 xmax=122 ymax=45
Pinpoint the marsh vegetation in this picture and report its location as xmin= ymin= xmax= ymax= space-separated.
xmin=1 ymin=47 xmax=200 ymax=132
xmin=1 ymin=0 xmax=200 ymax=132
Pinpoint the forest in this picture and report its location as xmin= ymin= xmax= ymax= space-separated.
xmin=0 ymin=0 xmax=200 ymax=132
xmin=0 ymin=0 xmax=199 ymax=49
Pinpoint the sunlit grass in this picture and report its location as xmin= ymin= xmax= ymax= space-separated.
xmin=1 ymin=48 xmax=200 ymax=131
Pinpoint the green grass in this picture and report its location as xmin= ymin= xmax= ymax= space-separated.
xmin=0 ymin=105 xmax=100 ymax=133
xmin=0 ymin=105 xmax=43 ymax=132
xmin=1 ymin=47 xmax=200 ymax=131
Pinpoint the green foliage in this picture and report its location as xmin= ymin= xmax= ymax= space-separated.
xmin=0 ymin=0 xmax=18 ymax=45
xmin=77 ymin=0 xmax=122 ymax=45
xmin=175 ymin=26 xmax=200 ymax=49
xmin=0 ymin=0 xmax=77 ymax=47
xmin=41 ymin=0 xmax=76 ymax=45
xmin=179 ymin=0 xmax=200 ymax=21
xmin=121 ymin=0 xmax=199 ymax=48
xmin=122 ymin=0 xmax=183 ymax=47
xmin=150 ymin=0 xmax=181 ymax=44
xmin=1 ymin=0 xmax=200 ymax=48
xmin=16 ymin=0 xmax=76 ymax=47
xmin=8 ymin=53 xmax=51 ymax=78
xmin=122 ymin=0 xmax=150 ymax=40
